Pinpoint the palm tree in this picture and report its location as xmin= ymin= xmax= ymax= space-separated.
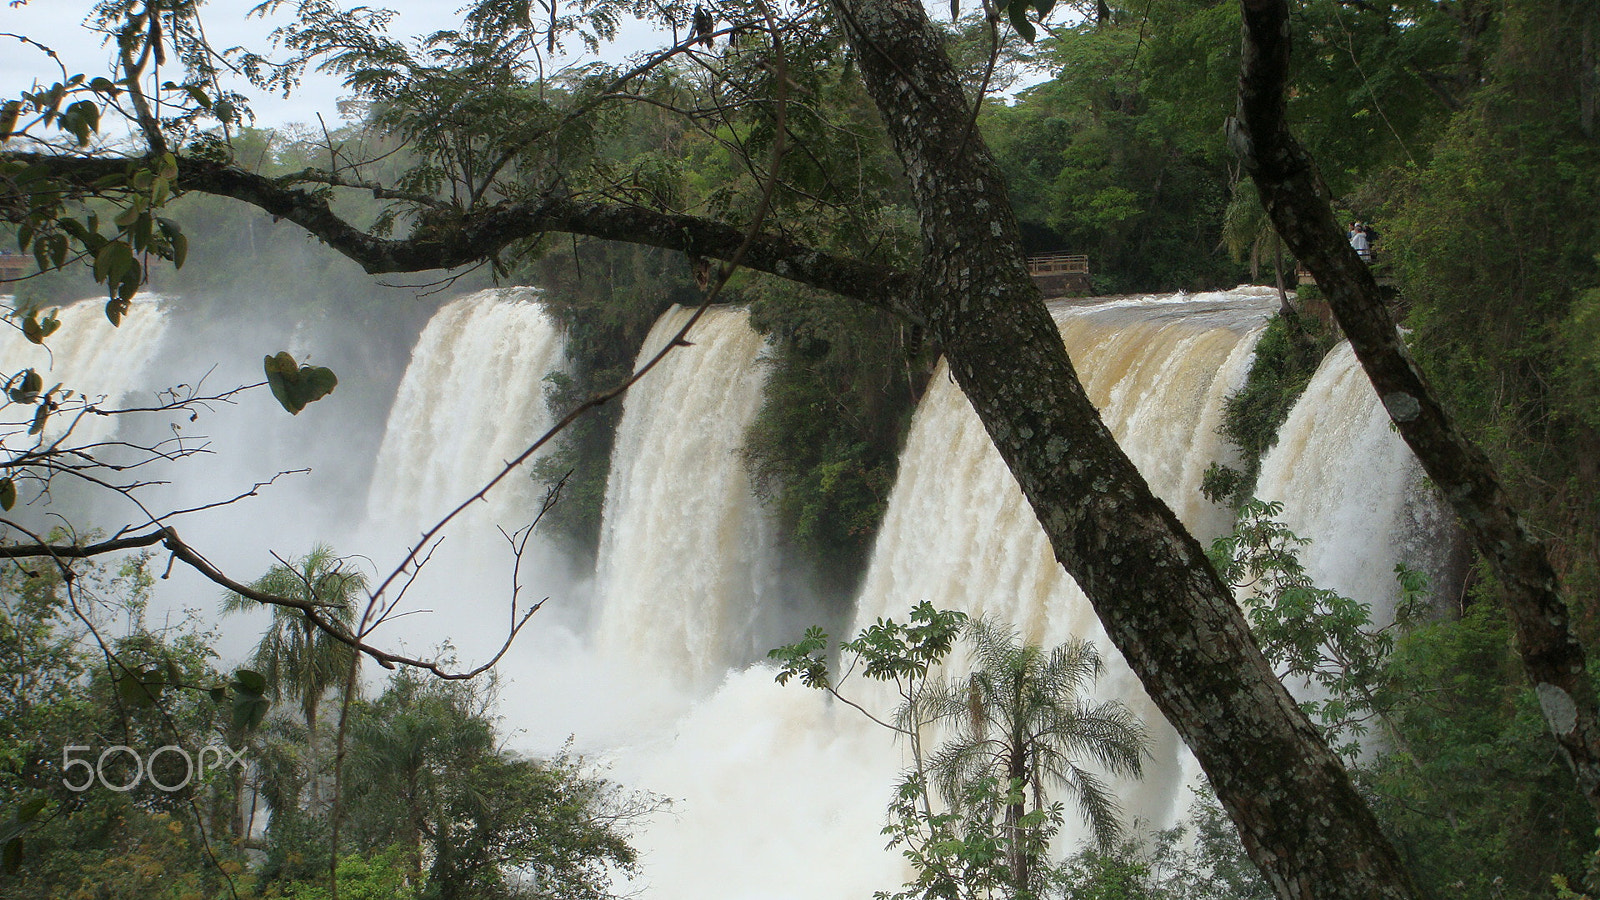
xmin=922 ymin=619 xmax=1147 ymax=895
xmin=341 ymin=672 xmax=497 ymax=888
xmin=221 ymin=544 xmax=368 ymax=742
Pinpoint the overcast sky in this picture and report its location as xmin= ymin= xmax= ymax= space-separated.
xmin=1 ymin=1 xmax=666 ymax=128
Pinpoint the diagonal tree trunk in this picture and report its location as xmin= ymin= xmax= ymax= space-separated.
xmin=1232 ymin=0 xmax=1600 ymax=822
xmin=831 ymin=0 xmax=1418 ymax=895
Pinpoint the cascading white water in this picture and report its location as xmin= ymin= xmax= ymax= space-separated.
xmin=366 ymin=287 xmax=567 ymax=535
xmin=599 ymin=290 xmax=1304 ymax=900
xmin=849 ymin=287 xmax=1276 ymax=835
xmin=1254 ymin=342 xmax=1458 ymax=624
xmin=0 ymin=296 xmax=170 ymax=443
xmin=290 ymin=284 xmax=1460 ymax=900
xmin=594 ymin=304 xmax=776 ymax=683
xmin=353 ymin=287 xmax=574 ymax=665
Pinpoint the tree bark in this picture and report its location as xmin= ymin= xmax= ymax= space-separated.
xmin=1233 ymin=0 xmax=1600 ymax=821
xmin=832 ymin=0 xmax=1418 ymax=896
xmin=4 ymin=153 xmax=914 ymax=321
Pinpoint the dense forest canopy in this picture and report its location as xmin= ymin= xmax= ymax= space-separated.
xmin=1 ymin=0 xmax=1599 ymax=897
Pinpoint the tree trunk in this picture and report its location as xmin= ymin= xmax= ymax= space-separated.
xmin=1007 ymin=745 xmax=1028 ymax=894
xmin=833 ymin=0 xmax=1419 ymax=896
xmin=1233 ymin=0 xmax=1600 ymax=823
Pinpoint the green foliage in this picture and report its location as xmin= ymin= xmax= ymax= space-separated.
xmin=1201 ymin=496 xmax=1598 ymax=895
xmin=774 ymin=610 xmax=1147 ymax=900
xmin=1386 ymin=73 xmax=1600 ymax=627
xmin=770 ymin=601 xmax=968 ymax=696
xmin=330 ymin=671 xmax=655 ymax=900
xmin=877 ymin=771 xmax=1063 ymax=900
xmin=278 ymin=846 xmax=420 ymax=900
xmin=1205 ymin=313 xmax=1336 ymax=507
xmin=0 ymin=551 xmax=249 ymax=900
xmin=920 ymin=620 xmax=1147 ymax=857
xmin=1040 ymin=788 xmax=1272 ymax=900
xmin=743 ymin=279 xmax=930 ymax=586
xmin=1054 ymin=840 xmax=1161 ymax=900
xmin=985 ymin=35 xmax=1241 ymax=293
xmin=4 ymin=148 xmax=191 ymax=310
xmin=1207 ymin=499 xmax=1425 ymax=757
xmin=1360 ymin=598 xmax=1596 ymax=899
xmin=222 ymin=544 xmax=368 ymax=735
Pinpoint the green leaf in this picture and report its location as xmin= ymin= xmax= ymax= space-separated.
xmin=263 ymin=351 xmax=339 ymax=415
xmin=93 ymin=241 xmax=133 ymax=285
xmin=232 ymin=669 xmax=267 ymax=695
xmin=21 ymin=311 xmax=59 ymax=345
xmin=63 ymin=100 xmax=98 ymax=144
xmin=209 ymin=686 xmax=228 ymax=704
xmin=9 ymin=368 xmax=43 ymax=404
xmin=28 ymin=402 xmax=49 ymax=436
xmin=1008 ymin=0 xmax=1036 ymax=42
xmin=0 ymin=478 xmax=15 ymax=511
xmin=115 ymin=669 xmax=160 ymax=707
xmin=57 ymin=217 xmax=91 ymax=244
xmin=229 ymin=667 xmax=271 ymax=731
xmin=114 ymin=203 xmax=143 ymax=229
xmin=183 ymin=85 xmax=212 ymax=110
xmin=16 ymin=798 xmax=46 ymax=823
xmin=106 ymin=297 xmax=131 ymax=326
xmin=116 ymin=262 xmax=140 ymax=301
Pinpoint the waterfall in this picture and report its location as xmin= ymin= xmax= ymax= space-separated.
xmin=849 ymin=287 xmax=1276 ymax=834
xmin=0 ymin=296 xmax=171 ymax=443
xmin=354 ymin=288 xmax=571 ymax=664
xmin=1254 ymin=342 xmax=1459 ymax=624
xmin=594 ymin=304 xmax=775 ymax=683
xmin=366 ymin=287 xmax=567 ymax=535
xmin=222 ymin=283 xmax=1456 ymax=900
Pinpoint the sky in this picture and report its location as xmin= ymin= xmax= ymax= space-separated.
xmin=1 ymin=0 xmax=668 ymax=129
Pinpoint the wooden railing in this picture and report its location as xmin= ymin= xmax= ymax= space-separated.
xmin=1026 ymin=253 xmax=1089 ymax=275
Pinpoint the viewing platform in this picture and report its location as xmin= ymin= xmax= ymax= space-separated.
xmin=1028 ymin=252 xmax=1092 ymax=298
xmin=1296 ymin=259 xmax=1395 ymax=288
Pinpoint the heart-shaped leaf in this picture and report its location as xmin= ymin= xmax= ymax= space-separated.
xmin=263 ymin=352 xmax=338 ymax=415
